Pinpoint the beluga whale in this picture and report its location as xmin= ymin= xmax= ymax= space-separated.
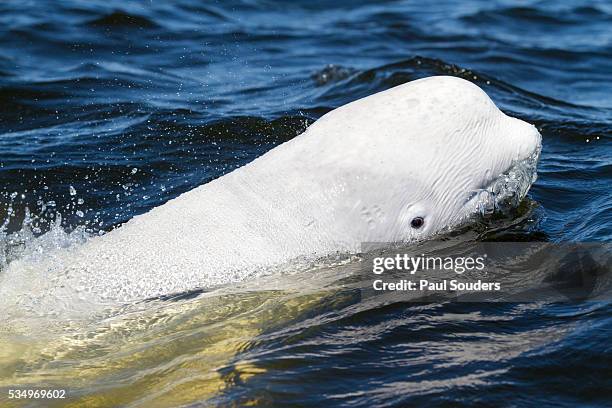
xmin=1 ymin=76 xmax=541 ymax=315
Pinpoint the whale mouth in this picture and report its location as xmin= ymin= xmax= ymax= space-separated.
xmin=460 ymin=144 xmax=541 ymax=223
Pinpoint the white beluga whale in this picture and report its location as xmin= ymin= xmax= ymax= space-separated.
xmin=1 ymin=76 xmax=541 ymax=314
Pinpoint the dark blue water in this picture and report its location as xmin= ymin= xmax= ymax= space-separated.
xmin=0 ymin=1 xmax=611 ymax=407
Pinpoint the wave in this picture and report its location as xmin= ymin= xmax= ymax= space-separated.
xmin=311 ymin=56 xmax=606 ymax=119
xmin=461 ymin=5 xmax=611 ymax=25
xmin=85 ymin=11 xmax=159 ymax=29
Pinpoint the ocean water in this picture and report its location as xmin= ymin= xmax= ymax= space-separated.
xmin=0 ymin=0 xmax=611 ymax=407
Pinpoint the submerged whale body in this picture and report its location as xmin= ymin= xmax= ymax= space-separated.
xmin=2 ymin=76 xmax=541 ymax=313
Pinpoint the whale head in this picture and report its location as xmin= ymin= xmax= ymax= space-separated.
xmin=301 ymin=76 xmax=542 ymax=244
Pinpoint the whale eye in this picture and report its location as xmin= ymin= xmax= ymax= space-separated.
xmin=411 ymin=217 xmax=424 ymax=229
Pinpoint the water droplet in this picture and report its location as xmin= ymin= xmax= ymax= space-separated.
xmin=69 ymin=185 xmax=77 ymax=196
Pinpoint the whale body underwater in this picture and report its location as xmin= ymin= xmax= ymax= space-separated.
xmin=2 ymin=76 xmax=541 ymax=315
